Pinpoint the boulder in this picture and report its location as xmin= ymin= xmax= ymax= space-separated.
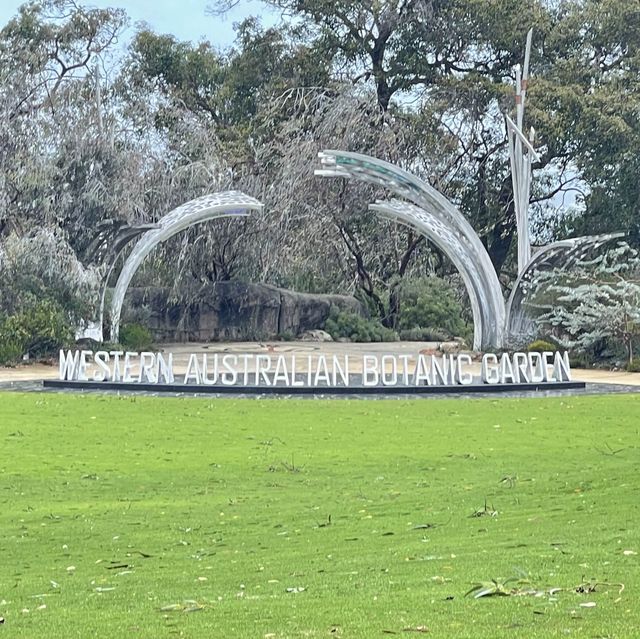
xmin=124 ymin=282 xmax=364 ymax=342
xmin=298 ymin=330 xmax=334 ymax=342
xmin=439 ymin=341 xmax=463 ymax=355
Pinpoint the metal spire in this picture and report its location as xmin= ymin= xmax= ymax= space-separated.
xmin=507 ymin=28 xmax=540 ymax=275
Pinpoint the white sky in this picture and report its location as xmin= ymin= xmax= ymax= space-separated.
xmin=0 ymin=0 xmax=276 ymax=49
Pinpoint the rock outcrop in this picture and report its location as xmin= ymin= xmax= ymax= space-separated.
xmin=125 ymin=282 xmax=364 ymax=342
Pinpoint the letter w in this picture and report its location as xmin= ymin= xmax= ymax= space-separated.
xmin=59 ymin=350 xmax=80 ymax=380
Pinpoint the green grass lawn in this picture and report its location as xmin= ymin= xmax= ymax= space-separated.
xmin=0 ymin=392 xmax=638 ymax=638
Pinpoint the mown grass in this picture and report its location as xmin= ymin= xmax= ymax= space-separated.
xmin=0 ymin=392 xmax=638 ymax=638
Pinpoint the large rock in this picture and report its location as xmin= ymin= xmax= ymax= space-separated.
xmin=125 ymin=282 xmax=364 ymax=342
xmin=298 ymin=330 xmax=334 ymax=342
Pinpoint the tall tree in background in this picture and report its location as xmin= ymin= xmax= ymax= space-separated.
xmin=0 ymin=0 xmax=127 ymax=239
xmin=1 ymin=0 xmax=640 ymax=336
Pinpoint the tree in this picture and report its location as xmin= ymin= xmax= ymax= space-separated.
xmin=0 ymin=0 xmax=127 ymax=240
xmin=527 ymin=0 xmax=640 ymax=244
xmin=208 ymin=0 xmax=640 ymax=270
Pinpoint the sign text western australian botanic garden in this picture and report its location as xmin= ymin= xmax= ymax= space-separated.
xmin=58 ymin=349 xmax=573 ymax=388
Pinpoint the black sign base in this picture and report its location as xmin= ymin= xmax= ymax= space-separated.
xmin=43 ymin=379 xmax=586 ymax=395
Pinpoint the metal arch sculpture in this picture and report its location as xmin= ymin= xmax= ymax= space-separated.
xmin=505 ymin=232 xmax=625 ymax=344
xmin=370 ymin=199 xmax=486 ymax=350
xmin=315 ymin=150 xmax=506 ymax=350
xmin=109 ymin=191 xmax=263 ymax=343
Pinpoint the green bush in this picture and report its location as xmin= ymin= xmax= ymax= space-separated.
xmin=0 ymin=299 xmax=73 ymax=365
xmin=0 ymin=334 xmax=25 ymax=366
xmin=626 ymin=360 xmax=640 ymax=373
xmin=398 ymin=327 xmax=449 ymax=342
xmin=398 ymin=277 xmax=467 ymax=337
xmin=526 ymin=339 xmax=557 ymax=353
xmin=324 ymin=307 xmax=398 ymax=343
xmin=569 ymin=350 xmax=594 ymax=369
xmin=120 ymin=324 xmax=154 ymax=351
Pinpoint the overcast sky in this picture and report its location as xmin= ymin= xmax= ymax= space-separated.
xmin=0 ymin=0 xmax=276 ymax=49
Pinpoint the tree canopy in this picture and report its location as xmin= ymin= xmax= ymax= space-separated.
xmin=0 ymin=0 xmax=639 ymax=341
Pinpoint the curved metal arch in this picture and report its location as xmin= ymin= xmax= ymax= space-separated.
xmin=109 ymin=191 xmax=263 ymax=343
xmin=505 ymin=232 xmax=625 ymax=344
xmin=371 ymin=199 xmax=485 ymax=349
xmin=316 ymin=150 xmax=505 ymax=350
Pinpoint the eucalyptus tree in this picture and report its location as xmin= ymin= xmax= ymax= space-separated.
xmin=209 ymin=0 xmax=640 ymax=273
xmin=528 ymin=0 xmax=640 ymax=243
xmin=0 ymin=0 xmax=127 ymax=240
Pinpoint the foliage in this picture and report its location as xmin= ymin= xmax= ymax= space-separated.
xmin=0 ymin=229 xmax=101 ymax=319
xmin=0 ymin=321 xmax=25 ymax=366
xmin=397 ymin=277 xmax=467 ymax=338
xmin=119 ymin=323 xmax=154 ymax=351
xmin=398 ymin=327 xmax=449 ymax=342
xmin=323 ymin=306 xmax=398 ymax=342
xmin=1 ymin=0 xmax=640 ymax=338
xmin=529 ymin=242 xmax=640 ymax=364
xmin=568 ymin=350 xmax=595 ymax=369
xmin=1 ymin=392 xmax=639 ymax=637
xmin=0 ymin=298 xmax=73 ymax=364
xmin=626 ymin=360 xmax=640 ymax=373
xmin=526 ymin=339 xmax=557 ymax=353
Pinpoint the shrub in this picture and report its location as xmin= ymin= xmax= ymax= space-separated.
xmin=398 ymin=327 xmax=449 ymax=342
xmin=0 ymin=333 xmax=25 ymax=366
xmin=0 ymin=299 xmax=73 ymax=365
xmin=526 ymin=339 xmax=557 ymax=353
xmin=528 ymin=241 xmax=640 ymax=365
xmin=398 ymin=277 xmax=467 ymax=337
xmin=0 ymin=229 xmax=100 ymax=319
xmin=568 ymin=351 xmax=594 ymax=369
xmin=120 ymin=324 xmax=154 ymax=351
xmin=324 ymin=307 xmax=398 ymax=343
xmin=626 ymin=360 xmax=640 ymax=373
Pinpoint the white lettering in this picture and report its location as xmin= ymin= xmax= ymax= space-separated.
xmin=314 ymin=355 xmax=331 ymax=386
xmin=184 ymin=354 xmax=201 ymax=384
xmin=413 ymin=355 xmax=431 ymax=385
xmin=457 ymin=353 xmax=473 ymax=385
xmin=93 ymin=351 xmax=110 ymax=382
xmin=255 ymin=355 xmax=272 ymax=385
xmin=528 ymin=352 xmax=545 ymax=383
xmin=238 ymin=354 xmax=252 ymax=385
xmin=77 ymin=350 xmax=92 ymax=381
xmin=139 ymin=351 xmax=156 ymax=383
xmin=513 ymin=352 xmax=530 ymax=383
xmin=363 ymin=355 xmax=379 ymax=386
xmin=156 ymin=352 xmax=174 ymax=383
xmin=499 ymin=353 xmax=515 ymax=384
xmin=481 ymin=354 xmax=500 ymax=384
xmin=542 ymin=351 xmax=555 ymax=381
xmin=398 ymin=354 xmax=411 ymax=385
xmin=431 ymin=355 xmax=449 ymax=386
xmin=59 ymin=349 xmax=80 ymax=380
xmin=332 ymin=355 xmax=349 ymax=387
xmin=110 ymin=351 xmax=123 ymax=382
xmin=381 ymin=355 xmax=397 ymax=386
xmin=122 ymin=352 xmax=137 ymax=383
xmin=222 ymin=354 xmax=238 ymax=385
xmin=273 ymin=355 xmax=290 ymax=386
xmin=202 ymin=354 xmax=219 ymax=385
xmin=554 ymin=351 xmax=572 ymax=381
xmin=57 ymin=349 xmax=573 ymax=390
xmin=290 ymin=356 xmax=304 ymax=387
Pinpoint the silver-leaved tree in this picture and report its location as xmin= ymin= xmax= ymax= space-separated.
xmin=529 ymin=243 xmax=640 ymax=366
